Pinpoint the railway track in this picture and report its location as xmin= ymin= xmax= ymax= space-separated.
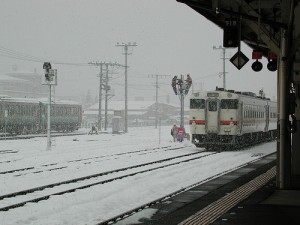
xmin=0 ymin=150 xmax=216 ymax=212
xmin=0 ymin=145 xmax=188 ymax=176
xmin=97 ymin=152 xmax=276 ymax=225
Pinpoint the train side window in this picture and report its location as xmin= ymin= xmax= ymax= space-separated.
xmin=10 ymin=105 xmax=14 ymax=116
xmin=190 ymin=99 xmax=205 ymax=109
xmin=221 ymin=99 xmax=238 ymax=109
xmin=16 ymin=105 xmax=20 ymax=115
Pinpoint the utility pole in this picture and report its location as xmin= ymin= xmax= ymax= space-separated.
xmin=89 ymin=62 xmax=123 ymax=131
xmin=148 ymin=74 xmax=170 ymax=128
xmin=89 ymin=62 xmax=104 ymax=130
xmin=213 ymin=45 xmax=229 ymax=90
xmin=104 ymin=64 xmax=109 ymax=130
xmin=115 ymin=42 xmax=137 ymax=133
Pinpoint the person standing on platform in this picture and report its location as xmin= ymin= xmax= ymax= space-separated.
xmin=171 ymin=124 xmax=178 ymax=142
xmin=177 ymin=125 xmax=185 ymax=142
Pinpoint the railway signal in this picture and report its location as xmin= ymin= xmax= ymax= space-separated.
xmin=267 ymin=51 xmax=277 ymax=72
xmin=171 ymin=74 xmax=191 ymax=128
xmin=230 ymin=50 xmax=249 ymax=70
xmin=223 ymin=18 xmax=239 ymax=48
xmin=42 ymin=62 xmax=57 ymax=150
xmin=251 ymin=50 xmax=263 ymax=72
xmin=43 ymin=62 xmax=51 ymax=81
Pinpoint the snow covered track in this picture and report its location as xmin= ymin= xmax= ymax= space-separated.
xmin=0 ymin=149 xmax=214 ymax=212
xmin=0 ymin=127 xmax=277 ymax=225
xmin=97 ymin=152 xmax=276 ymax=225
xmin=0 ymin=145 xmax=186 ymax=176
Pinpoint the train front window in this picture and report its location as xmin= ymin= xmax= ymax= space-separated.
xmin=190 ymin=99 xmax=205 ymax=109
xmin=221 ymin=99 xmax=238 ymax=109
xmin=208 ymin=101 xmax=217 ymax=111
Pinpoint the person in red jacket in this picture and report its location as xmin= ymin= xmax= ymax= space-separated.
xmin=184 ymin=74 xmax=192 ymax=94
xmin=177 ymin=125 xmax=185 ymax=142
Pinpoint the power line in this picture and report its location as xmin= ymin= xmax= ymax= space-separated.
xmin=0 ymin=45 xmax=90 ymax=66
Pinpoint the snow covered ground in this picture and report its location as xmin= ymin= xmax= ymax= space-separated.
xmin=0 ymin=126 xmax=276 ymax=225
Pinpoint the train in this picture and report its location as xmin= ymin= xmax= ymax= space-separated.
xmin=189 ymin=88 xmax=277 ymax=150
xmin=0 ymin=95 xmax=82 ymax=135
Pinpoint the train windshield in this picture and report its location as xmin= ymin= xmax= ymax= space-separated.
xmin=190 ymin=99 xmax=205 ymax=109
xmin=221 ymin=99 xmax=238 ymax=109
xmin=208 ymin=101 xmax=217 ymax=111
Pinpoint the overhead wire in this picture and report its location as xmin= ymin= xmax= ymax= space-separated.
xmin=0 ymin=45 xmax=90 ymax=66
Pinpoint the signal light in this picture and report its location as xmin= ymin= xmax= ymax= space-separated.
xmin=45 ymin=73 xmax=50 ymax=81
xmin=43 ymin=62 xmax=52 ymax=72
xmin=252 ymin=60 xmax=263 ymax=72
xmin=267 ymin=51 xmax=277 ymax=72
xmin=267 ymin=59 xmax=277 ymax=72
xmin=252 ymin=51 xmax=262 ymax=60
xmin=43 ymin=62 xmax=52 ymax=81
xmin=251 ymin=50 xmax=263 ymax=72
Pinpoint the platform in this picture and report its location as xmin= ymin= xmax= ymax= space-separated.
xmin=117 ymin=153 xmax=300 ymax=225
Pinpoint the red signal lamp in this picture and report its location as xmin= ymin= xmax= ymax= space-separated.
xmin=252 ymin=51 xmax=262 ymax=60
xmin=268 ymin=51 xmax=277 ymax=60
xmin=267 ymin=51 xmax=277 ymax=72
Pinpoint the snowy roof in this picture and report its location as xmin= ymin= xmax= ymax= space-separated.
xmin=88 ymin=101 xmax=157 ymax=111
xmin=0 ymin=96 xmax=81 ymax=105
xmin=83 ymin=110 xmax=146 ymax=116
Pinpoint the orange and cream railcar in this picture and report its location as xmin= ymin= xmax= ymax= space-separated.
xmin=189 ymin=88 xmax=277 ymax=150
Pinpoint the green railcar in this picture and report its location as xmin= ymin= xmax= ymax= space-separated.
xmin=0 ymin=96 xmax=82 ymax=135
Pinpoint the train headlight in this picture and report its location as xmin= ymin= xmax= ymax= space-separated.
xmin=224 ymin=128 xmax=231 ymax=133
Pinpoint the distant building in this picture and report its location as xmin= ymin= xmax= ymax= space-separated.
xmin=82 ymin=100 xmax=189 ymax=128
xmin=0 ymin=71 xmax=48 ymax=98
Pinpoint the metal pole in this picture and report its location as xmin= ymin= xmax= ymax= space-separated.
xmin=98 ymin=64 xmax=103 ymax=131
xmin=104 ymin=64 xmax=109 ymax=131
xmin=159 ymin=116 xmax=161 ymax=145
xmin=125 ymin=45 xmax=128 ymax=133
xmin=213 ymin=45 xmax=227 ymax=90
xmin=223 ymin=47 xmax=226 ymax=90
xmin=155 ymin=75 xmax=158 ymax=128
xmin=278 ymin=29 xmax=291 ymax=189
xmin=180 ymin=75 xmax=185 ymax=128
xmin=47 ymin=85 xmax=51 ymax=150
xmin=116 ymin=42 xmax=137 ymax=133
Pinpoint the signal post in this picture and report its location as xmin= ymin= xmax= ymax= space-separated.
xmin=173 ymin=74 xmax=190 ymax=128
xmin=42 ymin=62 xmax=57 ymax=150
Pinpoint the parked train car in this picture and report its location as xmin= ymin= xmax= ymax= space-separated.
xmin=189 ymin=88 xmax=277 ymax=150
xmin=0 ymin=95 xmax=82 ymax=135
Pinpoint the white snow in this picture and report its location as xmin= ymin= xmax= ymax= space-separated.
xmin=0 ymin=126 xmax=276 ymax=225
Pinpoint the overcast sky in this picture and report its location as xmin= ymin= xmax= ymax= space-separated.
xmin=0 ymin=0 xmax=277 ymax=103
